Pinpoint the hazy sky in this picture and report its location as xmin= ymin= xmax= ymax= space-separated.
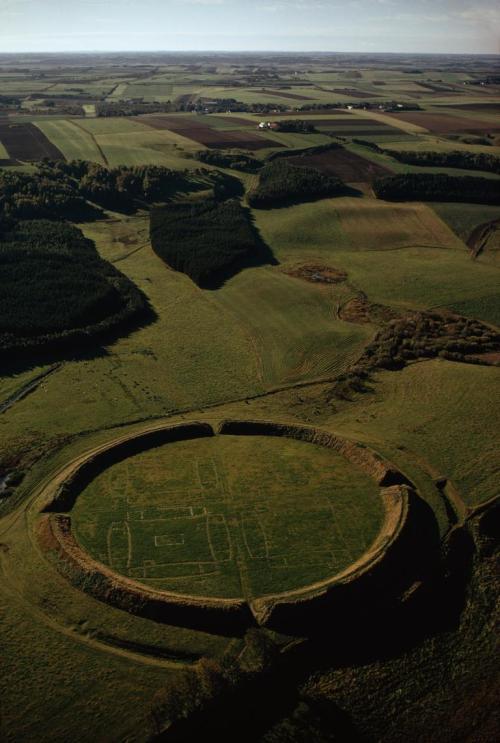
xmin=1 ymin=0 xmax=499 ymax=54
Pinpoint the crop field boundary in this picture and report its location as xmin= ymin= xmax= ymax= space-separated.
xmin=34 ymin=418 xmax=422 ymax=636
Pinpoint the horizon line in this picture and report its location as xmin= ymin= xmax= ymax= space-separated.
xmin=1 ymin=49 xmax=499 ymax=57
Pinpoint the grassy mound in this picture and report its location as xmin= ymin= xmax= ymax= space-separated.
xmin=0 ymin=220 xmax=148 ymax=354
xmin=150 ymin=199 xmax=275 ymax=288
xmin=248 ymin=160 xmax=350 ymax=209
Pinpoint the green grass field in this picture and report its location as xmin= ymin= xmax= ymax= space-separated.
xmin=34 ymin=119 xmax=106 ymax=163
xmin=254 ymin=198 xmax=500 ymax=320
xmin=431 ymin=203 xmax=500 ymax=241
xmin=71 ymin=434 xmax=383 ymax=598
xmin=333 ymin=359 xmax=500 ymax=508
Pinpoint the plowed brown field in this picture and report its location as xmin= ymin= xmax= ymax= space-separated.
xmin=0 ymin=120 xmax=64 ymax=161
xmin=287 ymin=148 xmax=393 ymax=183
xmin=138 ymin=114 xmax=282 ymax=150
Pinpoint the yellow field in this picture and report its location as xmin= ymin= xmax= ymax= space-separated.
xmin=333 ymin=197 xmax=465 ymax=251
xmin=350 ymin=109 xmax=428 ymax=134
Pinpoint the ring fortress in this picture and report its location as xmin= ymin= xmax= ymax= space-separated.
xmin=38 ymin=420 xmax=415 ymax=632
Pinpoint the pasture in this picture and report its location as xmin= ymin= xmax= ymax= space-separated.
xmin=71 ymin=433 xmax=383 ymax=598
xmin=334 ymin=359 xmax=500 ymax=508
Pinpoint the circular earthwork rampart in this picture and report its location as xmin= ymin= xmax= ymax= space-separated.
xmin=36 ymin=419 xmax=417 ymax=634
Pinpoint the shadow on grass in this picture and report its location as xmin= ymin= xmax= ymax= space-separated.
xmin=199 ymin=207 xmax=279 ymax=290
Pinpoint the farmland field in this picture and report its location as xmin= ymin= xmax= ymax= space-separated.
xmin=387 ymin=111 xmax=500 ymax=134
xmin=34 ymin=119 xmax=106 ymax=163
xmin=286 ymin=147 xmax=393 ymax=182
xmin=0 ymin=50 xmax=499 ymax=743
xmin=138 ymin=114 xmax=283 ymax=150
xmin=0 ymin=120 xmax=64 ymax=160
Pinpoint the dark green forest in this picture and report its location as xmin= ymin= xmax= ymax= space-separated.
xmin=0 ymin=161 xmax=183 ymax=223
xmin=385 ymin=149 xmax=500 ymax=174
xmin=150 ymin=199 xmax=273 ymax=287
xmin=273 ymin=120 xmax=317 ymax=133
xmin=248 ymin=160 xmax=349 ymax=208
xmin=373 ymin=173 xmax=500 ymax=205
xmin=194 ymin=150 xmax=260 ymax=172
xmin=353 ymin=140 xmax=500 ymax=175
xmin=0 ymin=220 xmax=148 ymax=353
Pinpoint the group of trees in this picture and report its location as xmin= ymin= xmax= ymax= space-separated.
xmin=0 ymin=160 xmax=183 ymax=222
xmin=362 ymin=312 xmax=499 ymax=371
xmin=296 ymin=101 xmax=422 ymax=112
xmin=273 ymin=119 xmax=317 ymax=133
xmin=248 ymin=159 xmax=349 ymax=208
xmin=96 ymin=101 xmax=173 ymax=117
xmin=0 ymin=220 xmax=147 ymax=353
xmin=354 ymin=140 xmax=500 ymax=176
xmin=184 ymin=99 xmax=289 ymax=114
xmin=373 ymin=173 xmax=500 ymax=205
xmin=383 ymin=149 xmax=500 ymax=175
xmin=194 ymin=150 xmax=260 ymax=172
xmin=150 ymin=199 xmax=264 ymax=287
xmin=332 ymin=310 xmax=500 ymax=399
xmin=0 ymin=169 xmax=98 ymax=223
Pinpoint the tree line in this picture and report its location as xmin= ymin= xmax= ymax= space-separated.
xmin=0 ymin=160 xmax=185 ymax=223
xmin=373 ymin=173 xmax=500 ymax=205
xmin=247 ymin=159 xmax=350 ymax=208
xmin=353 ymin=140 xmax=500 ymax=175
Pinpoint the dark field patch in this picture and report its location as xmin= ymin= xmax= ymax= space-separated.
xmin=270 ymin=109 xmax=347 ymax=116
xmin=436 ymin=103 xmax=500 ymax=113
xmin=0 ymin=120 xmax=64 ymax=161
xmin=287 ymin=148 xmax=393 ymax=183
xmin=209 ymin=115 xmax=258 ymax=127
xmin=183 ymin=129 xmax=282 ymax=151
xmin=258 ymin=88 xmax=313 ymax=101
xmin=139 ymin=114 xmax=281 ymax=150
xmin=312 ymin=118 xmax=403 ymax=135
xmin=387 ymin=111 xmax=500 ymax=134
